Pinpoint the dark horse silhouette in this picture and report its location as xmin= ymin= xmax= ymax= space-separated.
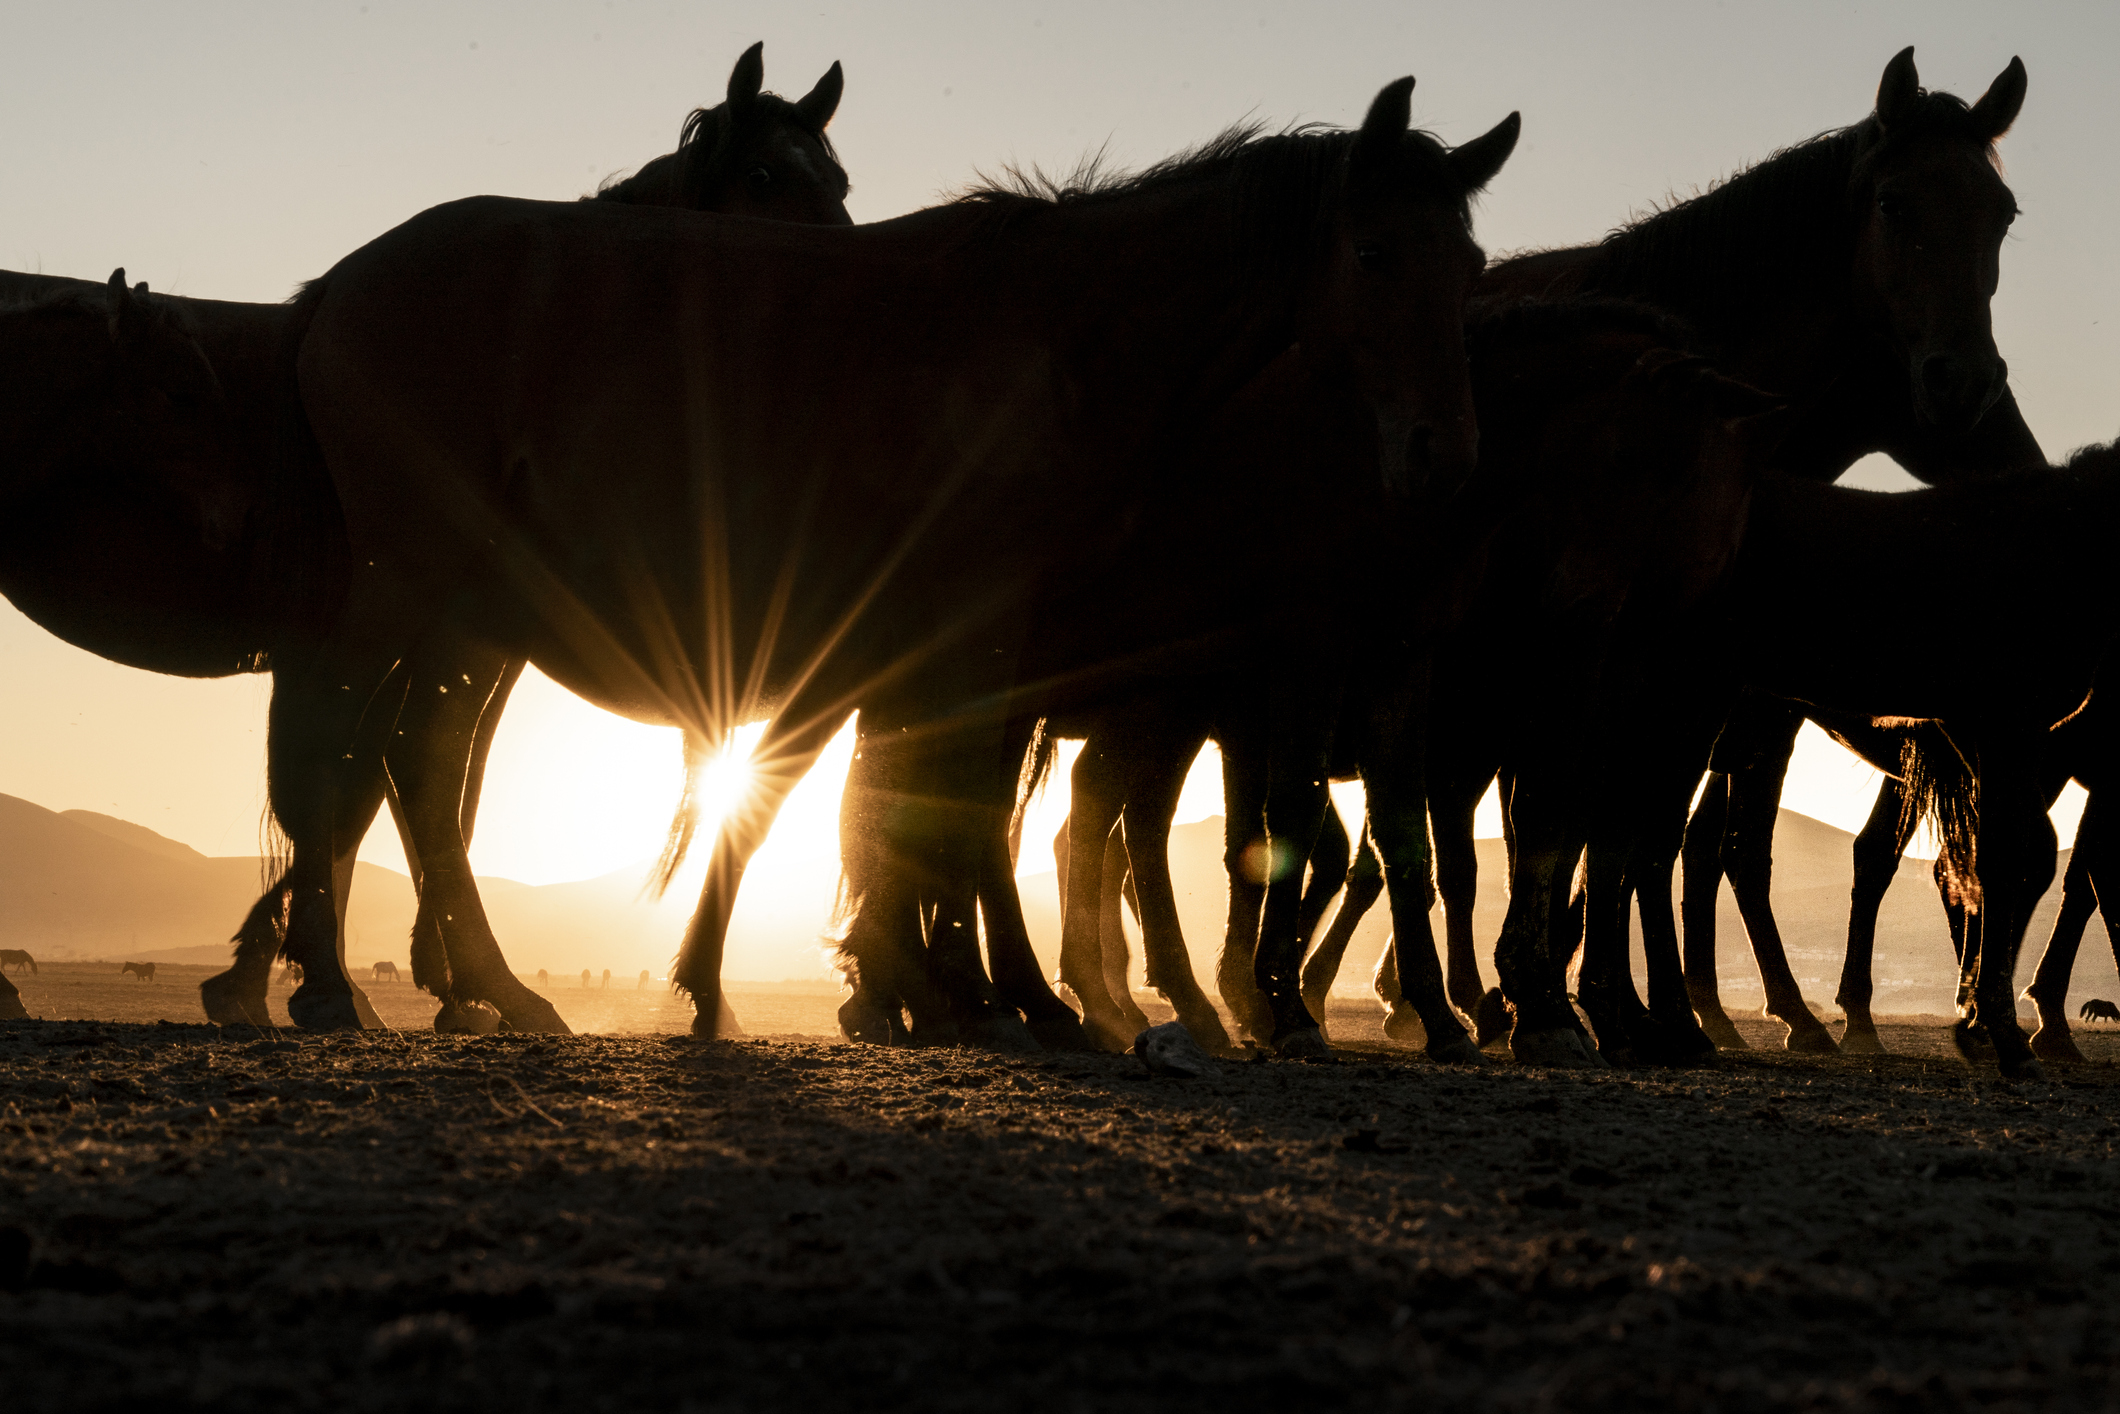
xmin=2081 ymin=999 xmax=2120 ymax=1025
xmin=265 ymin=80 xmax=1517 ymax=1038
xmin=0 ymin=44 xmax=846 ymax=1034
xmin=0 ymin=276 xmax=236 ymax=1021
xmin=1286 ymin=47 xmax=2039 ymax=1067
xmin=0 ymin=950 xmax=36 ymax=975
xmin=121 ymin=962 xmax=157 ymax=982
xmin=671 ymin=96 xmax=1517 ymax=1053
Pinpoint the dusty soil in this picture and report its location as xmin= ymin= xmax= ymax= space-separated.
xmin=6 ymin=1004 xmax=2120 ymax=1413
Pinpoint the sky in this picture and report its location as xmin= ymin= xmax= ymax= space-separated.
xmin=3 ymin=2 xmax=2115 ymax=969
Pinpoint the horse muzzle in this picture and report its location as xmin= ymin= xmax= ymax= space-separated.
xmin=1914 ymin=350 xmax=2007 ymax=435
xmin=1376 ymin=409 xmax=1478 ymax=501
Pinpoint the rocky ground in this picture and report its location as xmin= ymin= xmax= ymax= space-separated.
xmin=5 ymin=1003 xmax=2120 ymax=1412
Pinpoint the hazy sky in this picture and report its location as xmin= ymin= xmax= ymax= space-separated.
xmin=3 ymin=2 xmax=2114 ymax=910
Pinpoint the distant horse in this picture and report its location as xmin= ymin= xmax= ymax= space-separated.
xmin=0 ymin=950 xmax=34 ymax=975
xmin=121 ymin=962 xmax=157 ymax=982
xmin=372 ymin=961 xmax=399 ymax=982
xmin=579 ymin=970 xmax=592 ymax=989
xmin=600 ymin=970 xmax=611 ymax=990
xmin=637 ymin=970 xmax=651 ymax=990
xmin=536 ymin=970 xmax=549 ymax=989
xmin=2080 ymin=999 xmax=2120 ymax=1025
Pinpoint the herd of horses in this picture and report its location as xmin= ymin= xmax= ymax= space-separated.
xmin=0 ymin=43 xmax=2104 ymax=1083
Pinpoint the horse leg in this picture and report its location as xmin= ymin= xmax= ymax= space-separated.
xmin=1965 ymin=739 xmax=2052 ymax=1079
xmin=2022 ymin=791 xmax=2101 ymax=1063
xmin=1252 ymin=683 xmax=1347 ymax=1058
xmin=1058 ymin=743 xmax=1146 ymax=1051
xmin=668 ymin=704 xmax=854 ymax=1039
xmin=1678 ymin=773 xmax=1746 ymax=1048
xmin=385 ymin=646 xmax=573 ymax=1035
xmin=1722 ymin=757 xmax=1838 ymax=1053
xmin=200 ymin=877 xmax=291 ymax=1027
xmin=1430 ymin=771 xmax=1497 ymax=1030
xmin=1355 ymin=660 xmax=1480 ymax=1065
xmin=1097 ymin=829 xmax=1152 ymax=1034
xmin=1302 ymin=820 xmax=1378 ymax=1041
xmin=1836 ymin=777 xmax=1914 ymax=1055
xmin=1287 ymin=805 xmax=1351 ymax=1028
xmin=1214 ymin=712 xmax=1275 ymax=1046
xmin=978 ymin=821 xmax=1091 ymax=1051
xmin=1631 ymin=847 xmax=1715 ymax=1061
xmin=1116 ymin=728 xmax=1232 ymax=1053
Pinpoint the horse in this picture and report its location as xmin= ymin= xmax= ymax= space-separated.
xmin=372 ymin=961 xmax=400 ymax=982
xmin=1291 ymin=47 xmax=2041 ymax=1066
xmin=1703 ymin=442 xmax=2120 ymax=1079
xmin=121 ymin=962 xmax=157 ymax=982
xmin=2081 ymin=999 xmax=2120 ymax=1025
xmin=0 ymin=951 xmax=36 ymax=975
xmin=413 ymin=83 xmax=1534 ymax=1051
xmin=0 ymin=44 xmax=848 ymax=1037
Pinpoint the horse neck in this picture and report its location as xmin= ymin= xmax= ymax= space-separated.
xmin=1573 ymin=134 xmax=1862 ymax=380
xmin=909 ymin=188 xmax=1313 ymax=441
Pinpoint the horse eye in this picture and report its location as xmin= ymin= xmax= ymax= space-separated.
xmin=1354 ymin=241 xmax=1384 ymax=272
xmin=1876 ymin=192 xmax=1905 ymax=222
xmin=747 ymin=165 xmax=773 ymax=187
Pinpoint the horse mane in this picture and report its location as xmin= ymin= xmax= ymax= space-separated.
xmin=946 ymin=121 xmax=1468 ymax=268
xmin=1583 ymin=87 xmax=2005 ymax=326
xmin=593 ymin=91 xmax=845 ymax=207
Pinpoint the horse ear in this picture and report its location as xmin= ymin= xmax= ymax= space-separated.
xmin=1449 ymin=112 xmax=1520 ymax=194
xmin=727 ymin=41 xmax=764 ymax=110
xmin=796 ymin=61 xmax=844 ymax=131
xmin=1970 ymin=56 xmax=2027 ymax=140
xmin=1875 ymin=46 xmax=1919 ymax=131
xmin=106 ymin=267 xmax=145 ymax=345
xmin=1350 ymin=76 xmax=1416 ymax=180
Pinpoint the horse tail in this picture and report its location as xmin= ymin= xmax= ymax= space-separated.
xmin=1898 ymin=725 xmax=1979 ymax=909
xmin=649 ymin=729 xmax=710 ymax=899
xmin=1012 ymin=716 xmax=1058 ymax=839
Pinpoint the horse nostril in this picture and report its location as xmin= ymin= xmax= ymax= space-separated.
xmin=1920 ymin=354 xmax=1961 ymax=399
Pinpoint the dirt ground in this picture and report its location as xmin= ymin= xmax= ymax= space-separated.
xmin=7 ymin=988 xmax=2120 ymax=1413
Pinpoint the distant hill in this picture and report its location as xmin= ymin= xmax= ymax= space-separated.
xmin=4 ymin=792 xmax=2114 ymax=1018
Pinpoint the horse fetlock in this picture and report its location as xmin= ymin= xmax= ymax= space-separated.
xmin=1380 ymin=1002 xmax=1426 ymax=1046
xmin=1772 ymin=1007 xmax=1841 ymax=1055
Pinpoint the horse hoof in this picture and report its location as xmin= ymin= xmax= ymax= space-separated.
xmin=200 ymin=971 xmax=270 ymax=1028
xmin=351 ymin=983 xmax=383 ymax=1030
xmin=1779 ymin=1017 xmax=1840 ymax=1055
xmin=1171 ymin=1006 xmax=1237 ymax=1058
xmin=1426 ymin=1034 xmax=1489 ymax=1066
xmin=1511 ymin=1027 xmax=1605 ymax=1069
xmin=492 ymin=994 xmax=573 ymax=1036
xmin=963 ymin=1014 xmax=1042 ymax=1055
xmin=2029 ymin=1027 xmax=2088 ymax=1065
xmin=1838 ymin=1026 xmax=1888 ymax=1056
xmin=1999 ymin=1054 xmax=2048 ymax=1083
xmin=1693 ymin=1009 xmax=1749 ymax=1051
xmin=1273 ymin=1027 xmax=1333 ymax=1060
xmin=435 ymin=1000 xmax=502 ymax=1035
xmin=1950 ymin=1020 xmax=1992 ymax=1064
xmin=906 ymin=1018 xmax=964 ymax=1049
xmin=1472 ymin=989 xmax=1512 ymax=1049
xmin=287 ymin=987 xmax=367 ymax=1032
xmin=1027 ymin=1013 xmax=1096 ymax=1052
xmin=1380 ymin=1003 xmax=1426 ymax=1045
xmin=838 ymin=997 xmax=902 ymax=1047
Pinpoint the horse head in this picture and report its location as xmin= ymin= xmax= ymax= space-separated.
xmin=1851 ymin=47 xmax=2026 ymax=437
xmin=672 ymin=42 xmax=851 ymax=223
xmin=1304 ymin=79 xmax=1519 ymax=502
